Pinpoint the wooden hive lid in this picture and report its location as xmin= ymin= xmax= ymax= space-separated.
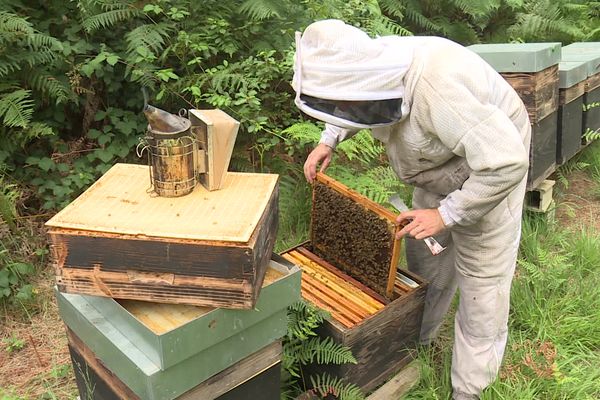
xmin=310 ymin=173 xmax=400 ymax=300
xmin=468 ymin=42 xmax=561 ymax=72
xmin=46 ymin=163 xmax=278 ymax=243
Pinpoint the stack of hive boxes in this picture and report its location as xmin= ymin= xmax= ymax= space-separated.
xmin=46 ymin=163 xmax=300 ymax=400
xmin=561 ymin=43 xmax=600 ymax=148
xmin=468 ymin=43 xmax=561 ymax=189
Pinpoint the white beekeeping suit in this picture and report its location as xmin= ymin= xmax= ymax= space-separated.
xmin=292 ymin=20 xmax=531 ymax=400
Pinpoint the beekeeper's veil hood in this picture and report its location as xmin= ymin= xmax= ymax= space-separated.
xmin=292 ymin=19 xmax=418 ymax=130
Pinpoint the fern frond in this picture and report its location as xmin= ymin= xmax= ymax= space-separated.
xmin=379 ymin=0 xmax=406 ymax=19
xmin=18 ymin=49 xmax=58 ymax=68
xmin=286 ymin=300 xmax=329 ymax=340
xmin=297 ymin=337 xmax=357 ymax=365
xmin=0 ymin=58 xmax=22 ymax=78
xmin=0 ymin=89 xmax=33 ymax=127
xmin=26 ymin=33 xmax=62 ymax=49
xmin=239 ymin=0 xmax=286 ymax=20
xmin=82 ymin=8 xmax=139 ymax=32
xmin=451 ymin=0 xmax=501 ymax=17
xmin=366 ymin=15 xmax=413 ymax=36
xmin=24 ymin=122 xmax=55 ymax=139
xmin=309 ymin=373 xmax=365 ymax=400
xmin=202 ymin=70 xmax=248 ymax=94
xmin=583 ymin=128 xmax=600 ymax=143
xmin=280 ymin=122 xmax=321 ymax=147
xmin=24 ymin=70 xmax=71 ymax=103
xmin=433 ymin=17 xmax=480 ymax=44
xmin=0 ymin=178 xmax=18 ymax=231
xmin=337 ymin=130 xmax=385 ymax=166
xmin=401 ymin=1 xmax=443 ymax=32
xmin=125 ymin=23 xmax=173 ymax=56
xmin=0 ymin=11 xmax=33 ymax=35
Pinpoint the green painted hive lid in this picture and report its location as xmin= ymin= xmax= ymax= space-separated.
xmin=562 ymin=42 xmax=600 ymax=51
xmin=559 ymin=61 xmax=588 ymax=88
xmin=468 ymin=42 xmax=561 ymax=72
xmin=560 ymin=52 xmax=600 ymax=77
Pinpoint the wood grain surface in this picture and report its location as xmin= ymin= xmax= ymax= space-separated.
xmin=46 ymin=163 xmax=278 ymax=243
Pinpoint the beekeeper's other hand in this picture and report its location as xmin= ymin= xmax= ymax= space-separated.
xmin=304 ymin=143 xmax=333 ymax=183
xmin=396 ymin=209 xmax=446 ymax=240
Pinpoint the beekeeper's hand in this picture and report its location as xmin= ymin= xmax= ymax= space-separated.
xmin=396 ymin=209 xmax=445 ymax=240
xmin=304 ymin=143 xmax=333 ymax=183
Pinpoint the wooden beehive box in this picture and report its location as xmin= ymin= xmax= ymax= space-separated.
xmin=68 ymin=330 xmax=281 ymax=400
xmin=46 ymin=163 xmax=279 ymax=309
xmin=469 ymin=43 xmax=561 ymax=124
xmin=281 ymin=173 xmax=427 ymax=391
xmin=561 ymin=47 xmax=600 ymax=147
xmin=56 ymin=257 xmax=299 ymax=400
xmin=557 ymin=61 xmax=587 ymax=165
xmin=469 ymin=43 xmax=561 ymax=189
xmin=528 ymin=112 xmax=558 ymax=190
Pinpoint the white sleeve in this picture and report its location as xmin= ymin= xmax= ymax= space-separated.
xmin=417 ymin=75 xmax=529 ymax=227
xmin=319 ymin=124 xmax=359 ymax=149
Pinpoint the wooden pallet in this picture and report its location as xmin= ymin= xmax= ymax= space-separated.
xmin=46 ymin=163 xmax=279 ymax=309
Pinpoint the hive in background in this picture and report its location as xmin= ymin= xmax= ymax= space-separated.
xmin=469 ymin=43 xmax=561 ymax=190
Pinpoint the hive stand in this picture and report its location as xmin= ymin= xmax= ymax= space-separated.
xmin=525 ymin=179 xmax=555 ymax=213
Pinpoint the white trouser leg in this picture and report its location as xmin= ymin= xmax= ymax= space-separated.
xmin=450 ymin=190 xmax=523 ymax=398
xmin=406 ymin=184 xmax=524 ymax=398
xmin=406 ymin=188 xmax=458 ymax=344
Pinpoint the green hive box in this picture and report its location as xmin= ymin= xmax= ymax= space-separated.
xmin=560 ymin=48 xmax=600 ymax=77
xmin=56 ymin=256 xmax=300 ymax=400
xmin=558 ymin=61 xmax=588 ymax=89
xmin=557 ymin=61 xmax=587 ymax=165
xmin=561 ymin=46 xmax=600 ymax=145
xmin=468 ymin=43 xmax=561 ymax=72
xmin=564 ymin=42 xmax=600 ymax=50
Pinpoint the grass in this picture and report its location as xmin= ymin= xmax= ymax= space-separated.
xmin=403 ymin=216 xmax=600 ymax=400
xmin=403 ymin=143 xmax=600 ymax=400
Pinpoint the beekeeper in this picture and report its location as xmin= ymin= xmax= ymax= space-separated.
xmin=292 ymin=20 xmax=530 ymax=400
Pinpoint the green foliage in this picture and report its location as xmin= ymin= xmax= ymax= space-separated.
xmin=0 ymin=8 xmax=67 ymax=164
xmin=555 ymin=159 xmax=589 ymax=189
xmin=2 ymin=335 xmax=26 ymax=353
xmin=79 ymin=0 xmax=142 ymax=33
xmin=282 ymin=301 xmax=364 ymax=399
xmin=310 ymin=373 xmax=365 ymax=400
xmin=0 ymin=178 xmax=37 ymax=302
